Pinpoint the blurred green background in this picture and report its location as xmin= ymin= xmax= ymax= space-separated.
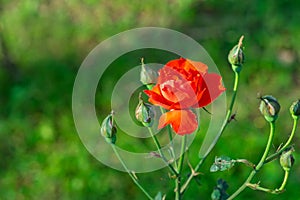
xmin=1 ymin=0 xmax=300 ymax=199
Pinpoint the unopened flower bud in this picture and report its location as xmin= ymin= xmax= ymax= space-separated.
xmin=140 ymin=58 xmax=157 ymax=87
xmin=100 ymin=111 xmax=117 ymax=144
xmin=280 ymin=147 xmax=295 ymax=171
xmin=290 ymin=100 xmax=300 ymax=120
xmin=135 ymin=93 xmax=155 ymax=127
xmin=228 ymin=36 xmax=245 ymax=73
xmin=259 ymin=95 xmax=281 ymax=122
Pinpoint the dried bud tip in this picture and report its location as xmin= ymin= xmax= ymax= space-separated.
xmin=228 ymin=35 xmax=245 ymax=72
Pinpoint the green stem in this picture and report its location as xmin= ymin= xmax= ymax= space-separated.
xmin=265 ymin=118 xmax=298 ymax=163
xmin=167 ymin=125 xmax=178 ymax=168
xmin=111 ymin=145 xmax=153 ymax=200
xmin=160 ymin=107 xmax=178 ymax=169
xmin=227 ymin=121 xmax=275 ymax=200
xmin=235 ymin=159 xmax=255 ymax=168
xmin=178 ymin=135 xmax=186 ymax=174
xmin=180 ymin=71 xmax=240 ymax=194
xmin=256 ymin=122 xmax=275 ymax=169
xmin=148 ymin=127 xmax=179 ymax=176
xmin=175 ymin=135 xmax=186 ymax=200
xmin=246 ymin=183 xmax=284 ymax=194
xmin=246 ymin=170 xmax=289 ymax=194
xmin=246 ymin=183 xmax=274 ymax=193
xmin=226 ymin=71 xmax=240 ymax=122
xmin=180 ymin=157 xmax=205 ymax=194
xmin=278 ymin=170 xmax=289 ymax=191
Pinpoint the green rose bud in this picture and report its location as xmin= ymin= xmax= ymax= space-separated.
xmin=100 ymin=111 xmax=117 ymax=144
xmin=135 ymin=93 xmax=155 ymax=127
xmin=280 ymin=147 xmax=295 ymax=171
xmin=290 ymin=100 xmax=300 ymax=120
xmin=228 ymin=36 xmax=245 ymax=73
xmin=259 ymin=95 xmax=281 ymax=122
xmin=140 ymin=58 xmax=157 ymax=87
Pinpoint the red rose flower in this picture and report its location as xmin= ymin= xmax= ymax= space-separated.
xmin=144 ymin=58 xmax=225 ymax=135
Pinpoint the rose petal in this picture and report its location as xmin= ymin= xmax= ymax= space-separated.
xmin=157 ymin=64 xmax=182 ymax=84
xmin=159 ymin=80 xmax=196 ymax=108
xmin=194 ymin=73 xmax=226 ymax=107
xmin=158 ymin=109 xmax=198 ymax=135
xmin=165 ymin=58 xmax=208 ymax=77
xmin=186 ymin=59 xmax=208 ymax=74
xmin=144 ymin=85 xmax=173 ymax=110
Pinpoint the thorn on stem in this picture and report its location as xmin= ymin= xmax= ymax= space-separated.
xmin=274 ymin=188 xmax=286 ymax=194
xmin=169 ymin=173 xmax=177 ymax=179
xmin=149 ymin=151 xmax=162 ymax=158
xmin=131 ymin=171 xmax=138 ymax=180
xmin=202 ymin=107 xmax=212 ymax=114
xmin=228 ymin=113 xmax=237 ymax=123
xmin=276 ymin=143 xmax=284 ymax=152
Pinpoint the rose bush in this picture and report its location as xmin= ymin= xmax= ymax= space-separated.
xmin=144 ymin=58 xmax=225 ymax=135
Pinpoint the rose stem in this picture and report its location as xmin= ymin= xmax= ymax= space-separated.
xmin=175 ymin=135 xmax=187 ymax=200
xmin=265 ymin=118 xmax=298 ymax=163
xmin=246 ymin=169 xmax=289 ymax=194
xmin=160 ymin=107 xmax=178 ymax=169
xmin=180 ymin=71 xmax=241 ymax=194
xmin=111 ymin=144 xmax=153 ymax=200
xmin=227 ymin=121 xmax=275 ymax=200
xmin=147 ymin=127 xmax=179 ymax=176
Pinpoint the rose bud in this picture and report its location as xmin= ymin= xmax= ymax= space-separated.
xmin=228 ymin=36 xmax=245 ymax=73
xmin=100 ymin=111 xmax=117 ymax=144
xmin=290 ymin=100 xmax=300 ymax=120
xmin=280 ymin=147 xmax=295 ymax=171
xmin=140 ymin=58 xmax=157 ymax=87
xmin=259 ymin=95 xmax=281 ymax=122
xmin=135 ymin=93 xmax=155 ymax=127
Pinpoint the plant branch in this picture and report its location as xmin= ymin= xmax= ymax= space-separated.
xmin=278 ymin=170 xmax=289 ymax=191
xmin=148 ymin=127 xmax=179 ymax=176
xmin=265 ymin=118 xmax=298 ymax=163
xmin=181 ymin=71 xmax=241 ymax=194
xmin=227 ymin=121 xmax=275 ymax=200
xmin=111 ymin=145 xmax=154 ymax=200
xmin=175 ymin=135 xmax=186 ymax=200
xmin=160 ymin=107 xmax=178 ymax=169
xmin=235 ymin=159 xmax=255 ymax=169
xmin=246 ymin=170 xmax=289 ymax=194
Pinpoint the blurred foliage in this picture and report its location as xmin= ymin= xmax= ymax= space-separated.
xmin=1 ymin=0 xmax=300 ymax=199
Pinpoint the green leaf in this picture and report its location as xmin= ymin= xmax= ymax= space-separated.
xmin=211 ymin=179 xmax=229 ymax=200
xmin=210 ymin=164 xmax=219 ymax=172
xmin=154 ymin=191 xmax=162 ymax=200
xmin=210 ymin=156 xmax=235 ymax=172
xmin=211 ymin=188 xmax=221 ymax=200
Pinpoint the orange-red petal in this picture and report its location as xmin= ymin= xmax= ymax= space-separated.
xmin=158 ymin=109 xmax=198 ymax=135
xmin=194 ymin=73 xmax=226 ymax=107
xmin=144 ymin=85 xmax=173 ymax=110
xmin=186 ymin=59 xmax=208 ymax=74
xmin=165 ymin=58 xmax=208 ymax=77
